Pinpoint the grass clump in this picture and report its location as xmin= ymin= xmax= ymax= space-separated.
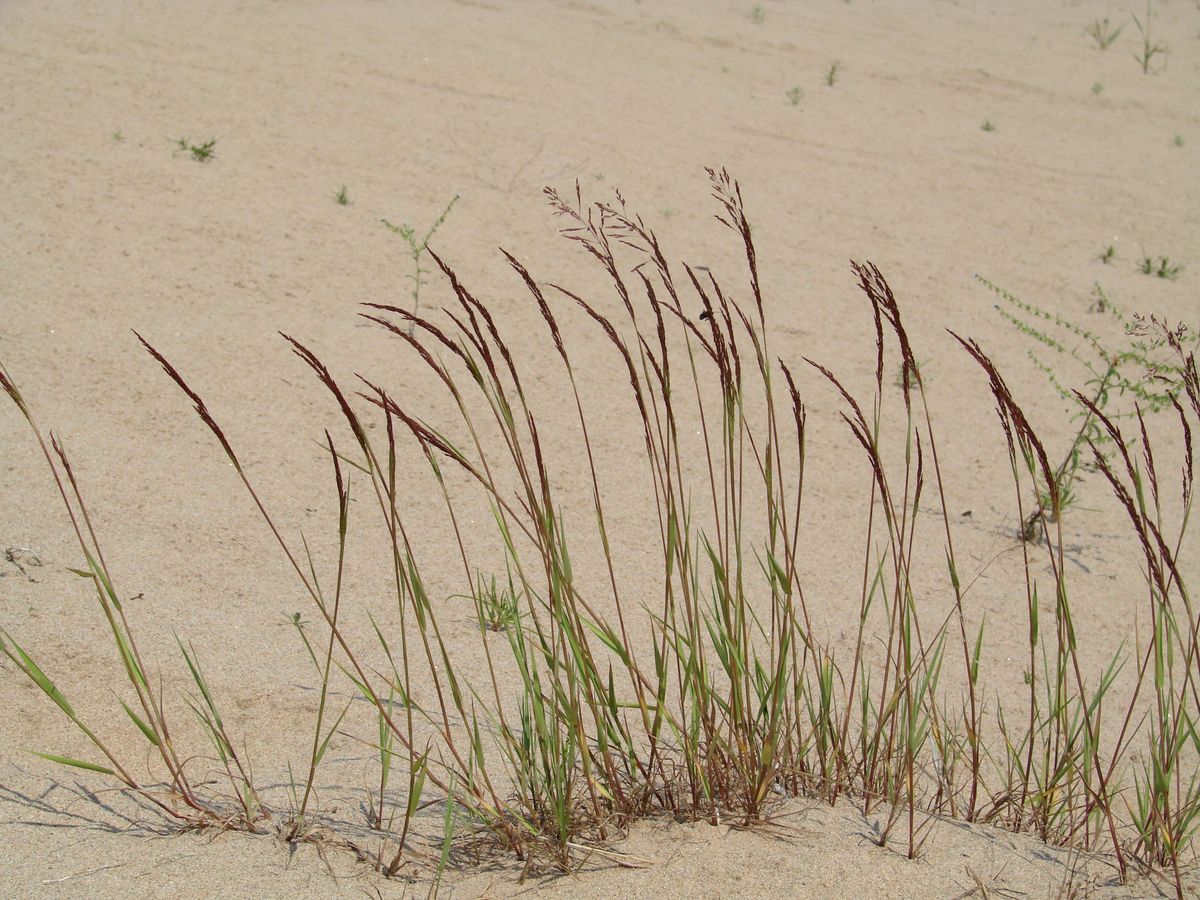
xmin=1139 ymin=255 xmax=1184 ymax=280
xmin=3 ymin=173 xmax=1200 ymax=895
xmin=468 ymin=572 xmax=521 ymax=634
xmin=1100 ymin=245 xmax=1116 ymax=265
xmin=0 ymin=364 xmax=265 ymax=832
xmin=334 ymin=185 xmax=350 ymax=206
xmin=825 ymin=61 xmax=841 ymax=87
xmin=980 ymin=119 xmax=995 ymax=132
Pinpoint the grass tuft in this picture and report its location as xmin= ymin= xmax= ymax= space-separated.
xmin=2 ymin=175 xmax=1199 ymax=894
xmin=1139 ymin=255 xmax=1184 ymax=280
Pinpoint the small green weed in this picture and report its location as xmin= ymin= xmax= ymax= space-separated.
xmin=1099 ymin=245 xmax=1116 ymax=265
xmin=334 ymin=185 xmax=350 ymax=206
xmin=982 ymin=275 xmax=1195 ymax=540
xmin=1086 ymin=17 xmax=1124 ymax=50
xmin=382 ymin=195 xmax=459 ymax=333
xmin=1131 ymin=1 xmax=1167 ymax=74
xmin=1091 ymin=81 xmax=1104 ymax=96
xmin=750 ymin=5 xmax=765 ymax=24
xmin=825 ymin=61 xmax=841 ymax=87
xmin=1139 ymin=255 xmax=1184 ymax=280
xmin=895 ymin=358 xmax=929 ymax=390
xmin=172 ymin=137 xmax=217 ymax=162
xmin=471 ymin=573 xmax=521 ymax=634
xmin=981 ymin=120 xmax=995 ymax=132
xmin=786 ymin=86 xmax=804 ymax=106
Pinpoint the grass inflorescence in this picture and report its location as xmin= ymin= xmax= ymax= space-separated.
xmin=2 ymin=173 xmax=1199 ymax=895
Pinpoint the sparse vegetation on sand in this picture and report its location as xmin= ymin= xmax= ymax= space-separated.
xmin=1139 ymin=254 xmax=1185 ymax=280
xmin=171 ymin=137 xmax=217 ymax=162
xmin=1131 ymin=1 xmax=1167 ymax=74
xmin=1086 ymin=17 xmax=1125 ymax=51
xmin=984 ymin=277 xmax=1196 ymax=541
xmin=2 ymin=173 xmax=1199 ymax=895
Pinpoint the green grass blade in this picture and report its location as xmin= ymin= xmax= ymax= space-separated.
xmin=30 ymin=751 xmax=114 ymax=775
xmin=121 ymin=700 xmax=160 ymax=746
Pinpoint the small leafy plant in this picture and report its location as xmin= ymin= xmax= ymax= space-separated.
xmin=334 ymin=185 xmax=350 ymax=206
xmin=1131 ymin=1 xmax=1166 ymax=74
xmin=1139 ymin=254 xmax=1184 ymax=280
xmin=1085 ymin=17 xmax=1124 ymax=50
xmin=786 ymin=85 xmax=805 ymax=106
xmin=750 ymin=5 xmax=765 ymax=24
xmin=981 ymin=120 xmax=995 ymax=132
xmin=1099 ymin=245 xmax=1116 ymax=265
xmin=382 ymin=194 xmax=459 ymax=333
xmin=172 ymin=137 xmax=217 ymax=162
xmin=470 ymin=572 xmax=521 ymax=634
xmin=1091 ymin=81 xmax=1104 ymax=96
xmin=825 ymin=61 xmax=841 ymax=87
xmin=982 ymin=276 xmax=1195 ymax=540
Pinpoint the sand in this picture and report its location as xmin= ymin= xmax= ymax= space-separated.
xmin=1 ymin=0 xmax=1198 ymax=896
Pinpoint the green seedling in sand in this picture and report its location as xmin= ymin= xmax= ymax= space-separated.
xmin=1131 ymin=1 xmax=1166 ymax=74
xmin=980 ymin=119 xmax=995 ymax=132
xmin=894 ymin=358 xmax=929 ymax=390
xmin=1099 ymin=244 xmax=1116 ymax=264
xmin=786 ymin=85 xmax=804 ymax=106
xmin=172 ymin=137 xmax=217 ymax=162
xmin=1173 ymin=134 xmax=1184 ymax=147
xmin=825 ymin=61 xmax=841 ymax=87
xmin=334 ymin=185 xmax=350 ymax=206
xmin=750 ymin=5 xmax=765 ymax=24
xmin=1091 ymin=81 xmax=1104 ymax=96
xmin=464 ymin=571 xmax=520 ymax=633
xmin=382 ymin=194 xmax=459 ymax=333
xmin=112 ymin=129 xmax=124 ymax=142
xmin=4 ymin=175 xmax=1200 ymax=895
xmin=1139 ymin=254 xmax=1184 ymax=279
xmin=1086 ymin=17 xmax=1124 ymax=50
